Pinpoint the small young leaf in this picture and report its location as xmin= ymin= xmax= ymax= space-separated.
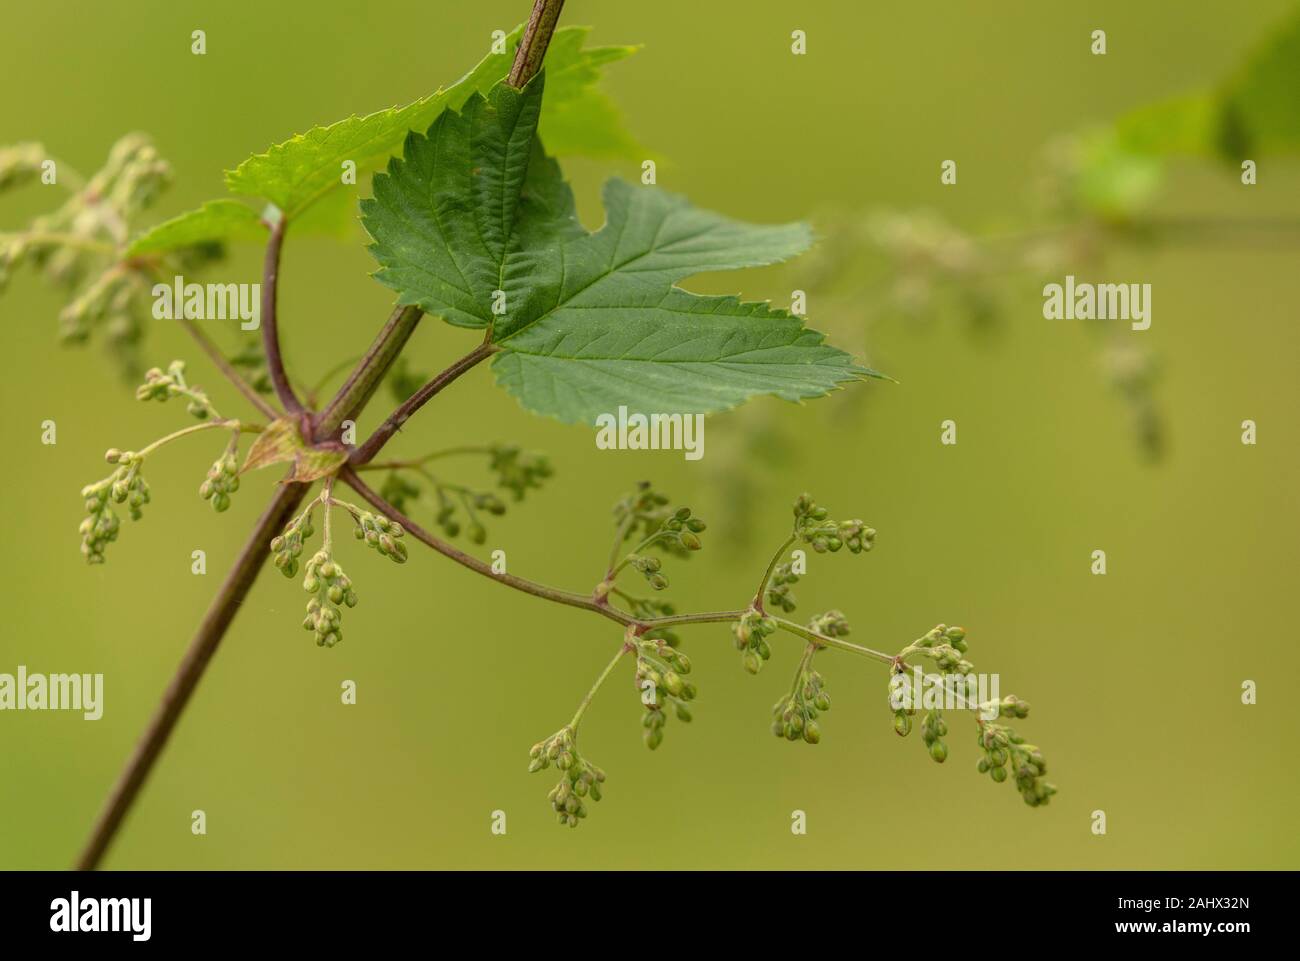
xmin=224 ymin=26 xmax=640 ymax=222
xmin=242 ymin=418 xmax=347 ymax=482
xmin=125 ymin=200 xmax=267 ymax=257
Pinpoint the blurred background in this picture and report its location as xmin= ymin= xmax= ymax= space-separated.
xmin=1 ymin=0 xmax=1297 ymax=870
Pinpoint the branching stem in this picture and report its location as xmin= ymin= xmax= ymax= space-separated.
xmin=259 ymin=213 xmax=302 ymax=413
xmin=754 ymin=533 xmax=797 ymax=610
xmin=351 ymin=342 xmax=498 ymax=465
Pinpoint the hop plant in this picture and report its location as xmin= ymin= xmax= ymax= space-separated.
xmin=528 ymin=728 xmax=606 ymax=828
xmin=633 ymin=637 xmax=697 ymax=750
xmin=199 ymin=449 xmax=240 ymax=513
xmin=732 ymin=608 xmax=778 ymax=675
xmin=301 ymin=550 xmax=357 ymax=648
xmin=352 ymin=510 xmax=408 ymax=564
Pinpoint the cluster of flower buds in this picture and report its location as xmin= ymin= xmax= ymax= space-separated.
xmin=489 ymin=444 xmax=553 ymax=501
xmin=301 ymin=550 xmax=357 ymax=648
xmin=772 ymin=658 xmax=831 ymax=744
xmin=611 ymin=482 xmax=683 ymax=557
xmin=792 ymin=494 xmax=875 ymax=554
xmin=808 ymin=609 xmax=851 ymax=640
xmin=528 ymin=728 xmax=607 ymax=828
xmin=427 ymin=486 xmax=505 ymax=544
xmin=976 ymin=720 xmax=1055 ymax=807
xmin=634 ymin=638 xmax=697 ymax=750
xmin=199 ymin=449 xmax=240 ymax=513
xmin=78 ymin=450 xmax=151 ymax=563
xmin=626 ymin=552 xmax=668 ymax=591
xmin=57 ymin=267 xmax=141 ymax=347
xmin=270 ymin=509 xmax=316 ymax=579
xmin=2 ymin=135 xmax=173 ymax=376
xmin=765 ymin=561 xmax=800 ymax=613
xmin=733 ymin=608 xmax=778 ymax=675
xmin=913 ymin=624 xmax=974 ymax=674
xmin=662 ymin=506 xmax=706 ymax=552
xmin=352 ymin=510 xmax=408 ymax=564
xmin=888 ymin=670 xmax=916 ymax=736
xmin=921 ymin=709 xmax=949 ymax=762
xmin=379 ymin=471 xmax=420 ymax=514
xmin=136 ymin=361 xmax=218 ymax=420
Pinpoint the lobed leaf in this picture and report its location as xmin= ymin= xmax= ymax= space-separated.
xmin=362 ymin=76 xmax=878 ymax=425
xmin=125 ymin=200 xmax=267 ymax=257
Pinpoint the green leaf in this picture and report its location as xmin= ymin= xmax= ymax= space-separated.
xmin=224 ymin=25 xmax=640 ymax=222
xmin=1216 ymin=8 xmax=1300 ymax=156
xmin=1115 ymin=95 xmax=1217 ymax=158
xmin=1114 ymin=10 xmax=1300 ymax=160
xmin=362 ymin=77 xmax=877 ymax=425
xmin=125 ymin=200 xmax=266 ymax=257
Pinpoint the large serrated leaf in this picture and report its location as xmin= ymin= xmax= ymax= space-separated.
xmin=361 ymin=77 xmax=879 ymax=425
xmin=224 ymin=26 xmax=641 ymax=221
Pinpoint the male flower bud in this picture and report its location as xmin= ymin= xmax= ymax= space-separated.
xmin=199 ymin=449 xmax=240 ymax=512
xmin=354 ymin=510 xmax=408 ymax=564
xmin=135 ymin=361 xmax=217 ymax=420
xmin=634 ymin=639 xmax=696 ymax=749
xmin=271 ymin=509 xmax=315 ymax=579
xmin=732 ymin=609 xmax=776 ymax=675
xmin=766 ymin=562 xmax=800 ymax=613
xmin=772 ymin=661 xmax=830 ymax=744
xmin=921 ymin=709 xmax=949 ymax=763
xmin=808 ymin=609 xmax=851 ymax=639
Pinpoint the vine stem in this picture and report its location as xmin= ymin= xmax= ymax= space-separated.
xmin=773 ymin=616 xmax=896 ymax=665
xmin=340 ymin=467 xmax=743 ymax=631
xmin=350 ymin=342 xmax=498 ymax=465
xmin=569 ymin=644 xmax=630 ymax=730
xmin=132 ymin=419 xmax=258 ymax=459
xmin=314 ymin=305 xmax=423 ymax=440
xmin=260 ymin=213 xmax=303 ymax=414
xmin=177 ymin=316 xmax=280 ymax=420
xmin=356 ymin=446 xmax=494 ymax=472
xmin=75 ymin=480 xmax=309 ymax=870
xmin=753 ymin=533 xmax=796 ymax=610
xmin=508 ymin=0 xmax=566 ymax=88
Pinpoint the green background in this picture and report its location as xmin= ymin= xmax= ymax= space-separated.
xmin=2 ymin=0 xmax=1297 ymax=869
